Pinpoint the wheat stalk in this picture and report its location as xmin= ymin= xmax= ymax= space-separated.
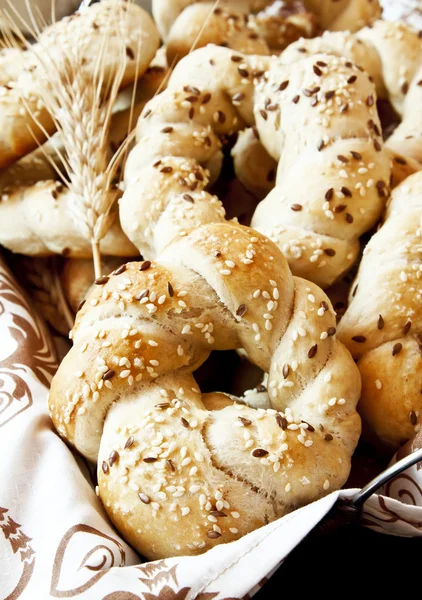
xmin=3 ymin=0 xmax=144 ymax=278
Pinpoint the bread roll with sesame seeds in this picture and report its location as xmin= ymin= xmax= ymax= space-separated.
xmin=281 ymin=21 xmax=422 ymax=111
xmin=251 ymin=51 xmax=391 ymax=287
xmin=280 ymin=29 xmax=385 ymax=96
xmin=0 ymin=0 xmax=160 ymax=169
xmin=60 ymin=256 xmax=131 ymax=314
xmin=121 ymin=45 xmax=271 ymax=257
xmin=48 ymin=221 xmax=361 ymax=559
xmin=338 ymin=170 xmax=422 ymax=451
xmin=164 ymin=4 xmax=271 ymax=66
xmin=281 ymin=21 xmax=422 ymax=166
xmin=304 ymin=0 xmax=380 ymax=32
xmin=161 ymin=1 xmax=318 ymax=65
xmin=153 ymin=0 xmax=269 ymax=40
xmin=0 ymin=181 xmax=136 ymax=258
xmin=357 ymin=20 xmax=422 ymax=115
xmin=121 ymin=45 xmax=390 ymax=287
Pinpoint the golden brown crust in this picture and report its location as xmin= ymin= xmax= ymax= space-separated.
xmin=338 ymin=171 xmax=422 ymax=450
xmin=49 ymin=221 xmax=361 ymax=559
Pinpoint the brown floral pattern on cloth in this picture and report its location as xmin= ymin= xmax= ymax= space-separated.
xmin=361 ymin=496 xmax=422 ymax=530
xmin=0 ymin=506 xmax=35 ymax=600
xmin=50 ymin=523 xmax=126 ymax=597
xmin=378 ymin=430 xmax=422 ymax=508
xmin=0 ymin=259 xmax=57 ymax=428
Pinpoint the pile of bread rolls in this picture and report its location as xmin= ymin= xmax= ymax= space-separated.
xmin=1 ymin=0 xmax=421 ymax=559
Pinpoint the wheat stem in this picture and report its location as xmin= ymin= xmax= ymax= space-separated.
xmin=92 ymin=240 xmax=102 ymax=279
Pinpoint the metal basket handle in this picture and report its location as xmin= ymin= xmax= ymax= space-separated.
xmin=349 ymin=447 xmax=422 ymax=509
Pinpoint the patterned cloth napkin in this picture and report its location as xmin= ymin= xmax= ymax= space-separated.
xmin=0 ymin=255 xmax=421 ymax=600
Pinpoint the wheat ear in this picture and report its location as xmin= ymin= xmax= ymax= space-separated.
xmin=5 ymin=0 xmax=144 ymax=279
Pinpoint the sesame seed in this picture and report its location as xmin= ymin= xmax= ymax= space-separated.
xmin=124 ymin=436 xmax=134 ymax=449
xmin=236 ymin=304 xmax=247 ymax=317
xmin=352 ymin=335 xmax=366 ymax=343
xmin=252 ymin=448 xmax=268 ymax=457
xmin=392 ymin=343 xmax=402 ymax=356
xmin=102 ymin=369 xmax=115 ymax=381
xmin=95 ymin=275 xmax=109 ymax=285
xmin=409 ymin=411 xmax=417 ymax=425
xmin=207 ymin=530 xmax=221 ymax=539
xmin=139 ymin=493 xmax=150 ymax=504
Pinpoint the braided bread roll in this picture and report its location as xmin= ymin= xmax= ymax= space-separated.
xmin=251 ymin=51 xmax=391 ymax=288
xmin=281 ymin=21 xmax=422 ymax=166
xmin=337 ymin=171 xmax=422 ymax=451
xmin=49 ymin=221 xmax=361 ymax=559
xmin=121 ymin=46 xmax=390 ymax=288
xmin=121 ymin=46 xmax=270 ymax=257
xmin=0 ymin=0 xmax=159 ymax=169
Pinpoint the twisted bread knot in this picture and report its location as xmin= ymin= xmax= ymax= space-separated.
xmin=121 ymin=46 xmax=390 ymax=288
xmin=338 ymin=171 xmax=422 ymax=450
xmin=281 ymin=21 xmax=422 ymax=164
xmin=0 ymin=0 xmax=159 ymax=169
xmin=121 ymin=46 xmax=270 ymax=257
xmin=49 ymin=222 xmax=361 ymax=559
xmin=251 ymin=51 xmax=390 ymax=287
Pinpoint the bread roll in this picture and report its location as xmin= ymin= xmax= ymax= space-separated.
xmin=49 ymin=221 xmax=361 ymax=559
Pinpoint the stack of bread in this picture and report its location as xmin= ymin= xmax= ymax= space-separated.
xmin=1 ymin=0 xmax=421 ymax=560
